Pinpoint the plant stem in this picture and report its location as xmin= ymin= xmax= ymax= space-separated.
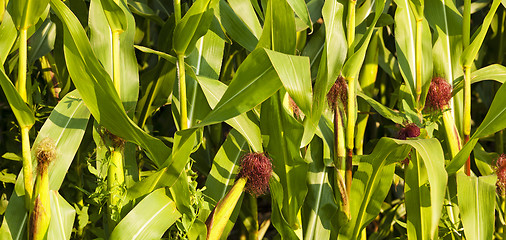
xmin=463 ymin=66 xmax=471 ymax=176
xmin=178 ymin=54 xmax=188 ymax=130
xmin=442 ymin=110 xmax=461 ymax=158
xmin=346 ymin=0 xmax=356 ymax=56
xmin=112 ymin=30 xmax=121 ymax=98
xmin=415 ymin=19 xmax=423 ymax=104
xmin=463 ymin=0 xmax=471 ymax=48
xmin=174 ymin=0 xmax=181 ymax=23
xmin=18 ymin=28 xmax=28 ymax=101
xmin=21 ymin=126 xmax=33 ymax=203
xmin=18 ymin=28 xmax=33 ymax=205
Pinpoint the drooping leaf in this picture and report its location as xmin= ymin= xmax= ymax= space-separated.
xmin=0 ymin=69 xmax=35 ymax=128
xmin=227 ymin=0 xmax=262 ymax=38
xmin=0 ymin=12 xmax=18 ymax=65
xmin=265 ymin=49 xmax=312 ymax=118
xmin=198 ymin=76 xmax=263 ymax=152
xmin=215 ymin=0 xmax=258 ymax=51
xmin=357 ymin=92 xmax=406 ymax=124
xmin=286 ymin=0 xmax=312 ymax=31
xmin=453 ymin=64 xmax=506 ymax=94
xmin=14 ymin=90 xmax=90 ymax=196
xmin=197 ymin=48 xmax=281 ymax=126
xmin=447 ymin=82 xmax=506 ymax=174
xmin=49 ymin=0 xmax=171 ymax=167
xmin=127 ymin=129 xmax=197 ymax=200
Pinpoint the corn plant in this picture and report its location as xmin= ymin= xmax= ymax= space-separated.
xmin=1 ymin=0 xmax=506 ymax=239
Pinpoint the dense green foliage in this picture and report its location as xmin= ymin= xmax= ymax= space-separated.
xmin=1 ymin=0 xmax=506 ymax=239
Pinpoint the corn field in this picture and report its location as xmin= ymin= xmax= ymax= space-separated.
xmin=1 ymin=0 xmax=506 ymax=239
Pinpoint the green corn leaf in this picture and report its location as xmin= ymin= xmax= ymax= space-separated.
xmin=228 ymin=0 xmax=262 ymax=38
xmin=447 ymin=82 xmax=506 ymax=174
xmin=256 ymin=0 xmax=296 ymax=54
xmin=342 ymin=0 xmax=385 ymax=80
xmin=127 ymin=129 xmax=197 ymax=200
xmin=47 ymin=191 xmax=75 ymax=240
xmin=452 ymin=64 xmax=506 ymax=94
xmin=182 ymin=30 xmax=225 ymax=127
xmin=457 ymin=172 xmax=497 ymax=240
xmin=198 ymin=76 xmax=263 ymax=153
xmin=303 ymin=0 xmax=346 ymax=146
xmin=402 ymin=139 xmax=448 ymax=240
xmin=110 ymin=189 xmax=181 ymax=240
xmin=0 ymin=192 xmax=27 ymax=240
xmin=286 ymin=0 xmax=312 ymax=31
xmin=265 ymin=49 xmax=312 ymax=118
xmin=261 ymin=92 xmax=308 ymax=239
xmin=338 ymin=138 xmax=410 ymax=240
xmin=393 ymin=0 xmax=433 ymax=101
xmin=27 ymin=19 xmax=56 ymax=65
xmin=90 ymin=0 xmax=139 ymax=112
xmin=321 ymin=0 xmax=346 ymax=84
xmin=339 ymin=138 xmax=446 ymax=240
xmin=425 ymin=0 xmax=463 ymax=85
xmin=100 ymin=0 xmax=126 ymax=32
xmin=357 ymin=91 xmax=406 ymax=124
xmin=460 ymin=0 xmax=502 ymax=67
xmin=0 ymin=69 xmax=35 ymax=128
xmin=173 ymin=0 xmax=217 ymax=56
xmin=204 ymin=129 xmax=248 ymax=205
xmin=14 ymin=90 xmax=89 ymax=198
xmin=49 ymin=0 xmax=171 ymax=167
xmin=8 ymin=0 xmax=49 ymax=29
xmin=204 ymin=129 xmax=248 ymax=239
xmin=302 ymin=137 xmax=339 ymax=240
xmin=0 ymin=12 xmax=17 ymax=65
xmin=197 ymin=48 xmax=280 ymax=126
xmin=215 ymin=0 xmax=258 ymax=52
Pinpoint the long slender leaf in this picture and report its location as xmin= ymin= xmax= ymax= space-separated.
xmin=457 ymin=172 xmax=497 ymax=240
xmin=198 ymin=76 xmax=263 ymax=152
xmin=447 ymin=82 xmax=506 ymax=174
xmin=49 ymin=0 xmax=171 ymax=167
xmin=197 ymin=48 xmax=280 ymax=126
xmin=460 ymin=0 xmax=502 ymax=67
xmin=110 ymin=189 xmax=181 ymax=240
xmin=89 ymin=0 xmax=139 ymax=112
xmin=261 ymin=92 xmax=308 ymax=239
xmin=302 ymin=137 xmax=338 ymax=240
xmin=8 ymin=0 xmax=49 ymax=29
xmin=0 ymin=69 xmax=35 ymax=128
xmin=173 ymin=0 xmax=216 ymax=56
xmin=204 ymin=129 xmax=248 ymax=239
xmin=47 ymin=191 xmax=76 ymax=240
